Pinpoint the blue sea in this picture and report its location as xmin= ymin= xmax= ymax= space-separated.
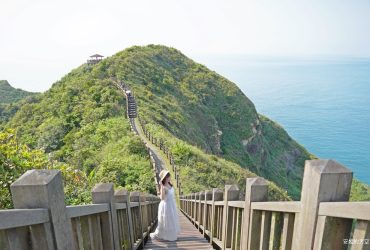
xmin=197 ymin=56 xmax=370 ymax=184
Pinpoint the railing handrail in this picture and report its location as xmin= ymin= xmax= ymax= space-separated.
xmin=66 ymin=204 xmax=109 ymax=218
xmin=0 ymin=208 xmax=50 ymax=230
xmin=318 ymin=201 xmax=370 ymax=220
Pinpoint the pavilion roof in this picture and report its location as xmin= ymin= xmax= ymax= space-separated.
xmin=90 ymin=54 xmax=104 ymax=58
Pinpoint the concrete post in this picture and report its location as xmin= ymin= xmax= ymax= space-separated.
xmin=10 ymin=169 xmax=75 ymax=250
xmin=240 ymin=177 xmax=268 ymax=250
xmin=293 ymin=159 xmax=353 ymax=250
xmin=222 ymin=185 xmax=240 ymax=250
xmin=92 ymin=183 xmax=120 ymax=250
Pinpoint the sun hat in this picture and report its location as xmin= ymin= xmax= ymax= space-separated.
xmin=159 ymin=169 xmax=170 ymax=184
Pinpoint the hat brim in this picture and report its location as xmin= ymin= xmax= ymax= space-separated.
xmin=159 ymin=170 xmax=170 ymax=183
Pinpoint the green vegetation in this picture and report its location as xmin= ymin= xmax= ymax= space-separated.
xmin=139 ymin=121 xmax=290 ymax=201
xmin=0 ymin=129 xmax=90 ymax=208
xmin=0 ymin=80 xmax=36 ymax=104
xmin=0 ymin=68 xmax=156 ymax=207
xmin=107 ymin=45 xmax=368 ymax=200
xmin=350 ymin=179 xmax=370 ymax=201
xmin=0 ymin=44 xmax=368 ymax=202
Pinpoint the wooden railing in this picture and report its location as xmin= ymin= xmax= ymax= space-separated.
xmin=0 ymin=169 xmax=160 ymax=250
xmin=138 ymin=115 xmax=183 ymax=197
xmin=113 ymin=78 xmax=182 ymax=197
xmin=179 ymin=159 xmax=370 ymax=250
xmin=114 ymin=79 xmax=160 ymax=196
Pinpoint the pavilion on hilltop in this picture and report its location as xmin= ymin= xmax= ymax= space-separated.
xmin=87 ymin=54 xmax=104 ymax=65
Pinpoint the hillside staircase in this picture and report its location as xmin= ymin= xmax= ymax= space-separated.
xmin=127 ymin=93 xmax=137 ymax=118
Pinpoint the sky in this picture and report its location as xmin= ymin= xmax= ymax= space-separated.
xmin=1 ymin=0 xmax=370 ymax=92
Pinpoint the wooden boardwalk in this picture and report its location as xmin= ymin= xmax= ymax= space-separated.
xmin=144 ymin=209 xmax=214 ymax=250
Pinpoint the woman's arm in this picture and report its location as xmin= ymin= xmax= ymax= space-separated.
xmin=160 ymin=184 xmax=166 ymax=200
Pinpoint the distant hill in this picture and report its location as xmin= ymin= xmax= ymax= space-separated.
xmin=0 ymin=80 xmax=36 ymax=104
xmin=1 ymin=45 xmax=369 ymax=201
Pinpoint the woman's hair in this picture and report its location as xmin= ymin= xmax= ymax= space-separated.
xmin=161 ymin=172 xmax=173 ymax=187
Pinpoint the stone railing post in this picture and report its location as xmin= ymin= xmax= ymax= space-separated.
xmin=293 ymin=159 xmax=353 ymax=250
xmin=114 ymin=189 xmax=134 ymax=250
xmin=210 ymin=188 xmax=223 ymax=245
xmin=222 ymin=185 xmax=240 ymax=250
xmin=92 ymin=183 xmax=120 ymax=250
xmin=10 ymin=169 xmax=74 ymax=250
xmin=240 ymin=177 xmax=268 ymax=250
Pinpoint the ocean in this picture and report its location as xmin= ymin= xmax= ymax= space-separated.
xmin=197 ymin=56 xmax=370 ymax=184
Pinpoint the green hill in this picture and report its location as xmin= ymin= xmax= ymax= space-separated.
xmin=106 ymin=45 xmax=313 ymax=198
xmin=0 ymin=80 xmax=36 ymax=104
xmin=1 ymin=45 xmax=369 ymax=201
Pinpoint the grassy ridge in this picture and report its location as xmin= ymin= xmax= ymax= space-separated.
xmin=0 ymin=80 xmax=36 ymax=104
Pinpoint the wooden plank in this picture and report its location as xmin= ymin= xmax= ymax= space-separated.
xmin=235 ymin=208 xmax=242 ymax=250
xmin=318 ymin=202 xmax=370 ymax=220
xmin=116 ymin=210 xmax=122 ymax=245
xmin=231 ymin=207 xmax=236 ymax=248
xmin=268 ymin=212 xmax=282 ymax=250
xmin=88 ymin=216 xmax=95 ymax=250
xmin=7 ymin=227 xmax=29 ymax=250
xmin=30 ymin=222 xmax=55 ymax=250
xmin=260 ymin=211 xmax=271 ymax=250
xmin=66 ymin=204 xmax=109 ymax=218
xmin=89 ymin=214 xmax=103 ymax=250
xmin=72 ymin=217 xmax=84 ymax=250
xmin=130 ymin=202 xmax=140 ymax=208
xmin=228 ymin=201 xmax=245 ymax=208
xmin=313 ymin=216 xmax=352 ymax=249
xmin=215 ymin=201 xmax=224 ymax=206
xmin=115 ymin=203 xmax=127 ymax=210
xmin=80 ymin=215 xmax=92 ymax=250
xmin=0 ymin=230 xmax=10 ymax=250
xmin=0 ymin=209 xmax=49 ymax=230
xmin=248 ymin=210 xmax=262 ymax=250
xmin=95 ymin=215 xmax=104 ymax=250
xmin=351 ymin=220 xmax=370 ymax=250
xmin=210 ymin=188 xmax=223 ymax=245
xmin=280 ymin=213 xmax=294 ymax=250
xmin=251 ymin=202 xmax=301 ymax=213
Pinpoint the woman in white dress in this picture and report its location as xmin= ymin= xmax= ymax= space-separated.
xmin=150 ymin=169 xmax=181 ymax=241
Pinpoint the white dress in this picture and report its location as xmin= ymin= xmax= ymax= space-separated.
xmin=150 ymin=186 xmax=181 ymax=241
